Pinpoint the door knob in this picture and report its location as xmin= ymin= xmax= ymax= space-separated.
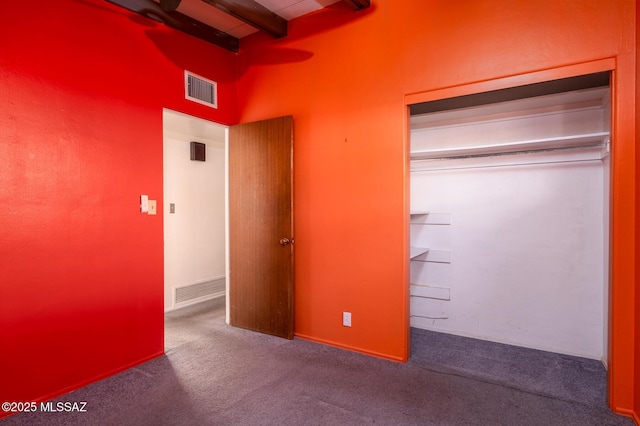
xmin=279 ymin=238 xmax=291 ymax=246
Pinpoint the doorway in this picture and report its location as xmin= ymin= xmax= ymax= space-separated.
xmin=162 ymin=111 xmax=295 ymax=347
xmin=162 ymin=109 xmax=228 ymax=329
xmin=408 ymin=73 xmax=611 ymax=365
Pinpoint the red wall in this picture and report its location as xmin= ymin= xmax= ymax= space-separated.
xmin=0 ymin=0 xmax=237 ymax=412
xmin=237 ymin=0 xmax=638 ymax=417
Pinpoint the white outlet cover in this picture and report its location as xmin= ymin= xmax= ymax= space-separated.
xmin=343 ymin=312 xmax=352 ymax=327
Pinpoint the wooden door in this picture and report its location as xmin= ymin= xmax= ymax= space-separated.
xmin=228 ymin=116 xmax=294 ymax=339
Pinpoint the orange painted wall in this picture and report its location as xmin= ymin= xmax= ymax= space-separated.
xmin=236 ymin=0 xmax=638 ymax=416
xmin=0 ymin=0 xmax=637 ymax=421
xmin=635 ymin=1 xmax=640 ymax=423
xmin=0 ymin=0 xmax=237 ymax=416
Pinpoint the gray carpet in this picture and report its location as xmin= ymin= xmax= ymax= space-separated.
xmin=3 ymin=297 xmax=634 ymax=426
xmin=409 ymin=327 xmax=610 ymax=408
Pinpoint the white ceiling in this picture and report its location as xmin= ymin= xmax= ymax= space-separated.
xmin=155 ymin=0 xmax=342 ymax=38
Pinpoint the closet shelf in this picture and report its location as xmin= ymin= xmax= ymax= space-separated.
xmin=410 ymin=211 xmax=430 ymax=216
xmin=410 ymin=132 xmax=609 ymax=160
xmin=410 ymin=247 xmax=430 ymax=259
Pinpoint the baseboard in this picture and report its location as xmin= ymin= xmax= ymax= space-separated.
xmin=0 ymin=350 xmax=164 ymax=421
xmin=613 ymin=407 xmax=639 ymax=425
xmin=294 ymin=332 xmax=407 ymax=362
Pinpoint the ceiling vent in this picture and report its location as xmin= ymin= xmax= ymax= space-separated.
xmin=185 ymin=71 xmax=217 ymax=109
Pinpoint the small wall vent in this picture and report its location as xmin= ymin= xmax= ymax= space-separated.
xmin=174 ymin=277 xmax=225 ymax=307
xmin=185 ymin=71 xmax=217 ymax=109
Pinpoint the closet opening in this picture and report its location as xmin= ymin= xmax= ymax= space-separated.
xmin=408 ymin=72 xmax=611 ymax=365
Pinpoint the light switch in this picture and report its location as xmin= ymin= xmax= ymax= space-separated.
xmin=169 ymin=203 xmax=175 ymax=214
xmin=140 ymin=195 xmax=149 ymax=213
xmin=148 ymin=200 xmax=157 ymax=215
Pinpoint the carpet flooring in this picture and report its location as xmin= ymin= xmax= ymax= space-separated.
xmin=2 ymin=297 xmax=634 ymax=426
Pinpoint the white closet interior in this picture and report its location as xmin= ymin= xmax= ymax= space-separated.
xmin=409 ymin=80 xmax=611 ymax=363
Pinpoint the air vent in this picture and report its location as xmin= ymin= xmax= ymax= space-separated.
xmin=175 ymin=277 xmax=225 ymax=306
xmin=185 ymin=71 xmax=218 ymax=109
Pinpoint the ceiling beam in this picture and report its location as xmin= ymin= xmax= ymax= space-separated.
xmin=201 ymin=0 xmax=288 ymax=38
xmin=159 ymin=0 xmax=182 ymax=12
xmin=106 ymin=0 xmax=239 ymax=52
xmin=342 ymin=0 xmax=370 ymax=11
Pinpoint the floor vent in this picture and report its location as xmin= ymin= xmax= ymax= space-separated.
xmin=185 ymin=71 xmax=217 ymax=109
xmin=175 ymin=277 xmax=225 ymax=306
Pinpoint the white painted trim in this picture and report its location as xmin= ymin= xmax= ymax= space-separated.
xmin=225 ymin=127 xmax=231 ymax=325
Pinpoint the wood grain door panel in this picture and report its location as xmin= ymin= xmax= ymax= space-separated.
xmin=229 ymin=116 xmax=294 ymax=339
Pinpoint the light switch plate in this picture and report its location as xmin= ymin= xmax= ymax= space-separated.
xmin=140 ymin=195 xmax=149 ymax=213
xmin=148 ymin=200 xmax=157 ymax=215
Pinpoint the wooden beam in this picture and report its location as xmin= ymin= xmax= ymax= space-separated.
xmin=201 ymin=0 xmax=287 ymax=38
xmin=159 ymin=0 xmax=182 ymax=12
xmin=342 ymin=0 xmax=370 ymax=11
xmin=106 ymin=0 xmax=239 ymax=52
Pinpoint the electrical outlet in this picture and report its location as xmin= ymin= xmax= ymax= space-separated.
xmin=343 ymin=312 xmax=352 ymax=327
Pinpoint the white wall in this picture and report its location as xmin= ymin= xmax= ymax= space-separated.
xmin=409 ymin=88 xmax=610 ymax=360
xmin=411 ymin=158 xmax=605 ymax=358
xmin=163 ymin=110 xmax=227 ymax=311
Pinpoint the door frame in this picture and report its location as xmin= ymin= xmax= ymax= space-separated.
xmin=403 ymin=57 xmax=634 ymax=411
xmin=161 ymin=109 xmax=230 ymax=317
xmin=161 ymin=112 xmax=294 ymax=332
